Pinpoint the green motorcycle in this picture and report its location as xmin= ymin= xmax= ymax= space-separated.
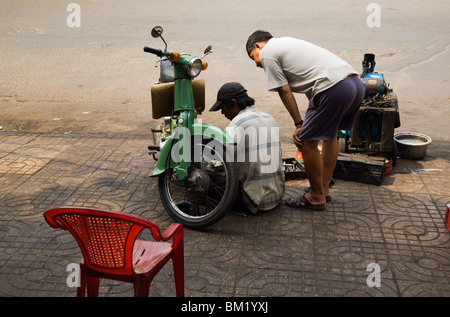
xmin=144 ymin=26 xmax=238 ymax=229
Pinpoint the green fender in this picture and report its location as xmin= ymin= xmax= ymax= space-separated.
xmin=149 ymin=122 xmax=235 ymax=178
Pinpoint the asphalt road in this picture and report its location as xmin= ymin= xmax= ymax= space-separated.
xmin=1 ymin=0 xmax=449 ymax=145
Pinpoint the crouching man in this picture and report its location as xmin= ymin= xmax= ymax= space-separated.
xmin=210 ymin=82 xmax=285 ymax=214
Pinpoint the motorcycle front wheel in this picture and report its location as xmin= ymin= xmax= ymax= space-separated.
xmin=158 ymin=141 xmax=238 ymax=229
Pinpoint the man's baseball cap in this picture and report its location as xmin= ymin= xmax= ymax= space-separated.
xmin=209 ymin=82 xmax=248 ymax=111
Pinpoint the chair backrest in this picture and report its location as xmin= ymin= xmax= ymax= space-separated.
xmin=44 ymin=206 xmax=164 ymax=275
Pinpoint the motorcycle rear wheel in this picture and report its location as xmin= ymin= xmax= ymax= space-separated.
xmin=158 ymin=141 xmax=238 ymax=229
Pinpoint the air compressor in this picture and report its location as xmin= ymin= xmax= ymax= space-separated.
xmin=338 ymin=53 xmax=400 ymax=165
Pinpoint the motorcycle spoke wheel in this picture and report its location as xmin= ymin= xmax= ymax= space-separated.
xmin=158 ymin=142 xmax=237 ymax=229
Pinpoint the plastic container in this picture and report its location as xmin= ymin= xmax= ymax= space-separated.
xmin=384 ymin=157 xmax=393 ymax=175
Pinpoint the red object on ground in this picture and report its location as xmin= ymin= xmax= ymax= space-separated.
xmin=44 ymin=206 xmax=184 ymax=297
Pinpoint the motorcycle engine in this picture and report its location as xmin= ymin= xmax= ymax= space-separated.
xmin=361 ymin=73 xmax=387 ymax=98
xmin=186 ymin=168 xmax=210 ymax=193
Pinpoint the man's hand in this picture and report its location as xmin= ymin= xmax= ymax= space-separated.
xmin=293 ymin=125 xmax=303 ymax=149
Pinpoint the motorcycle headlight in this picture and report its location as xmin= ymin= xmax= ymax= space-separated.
xmin=187 ymin=58 xmax=203 ymax=78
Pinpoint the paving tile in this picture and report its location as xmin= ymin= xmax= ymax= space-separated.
xmin=0 ymin=131 xmax=449 ymax=297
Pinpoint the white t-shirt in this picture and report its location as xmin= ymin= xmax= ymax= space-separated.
xmin=225 ymin=106 xmax=285 ymax=214
xmin=260 ymin=37 xmax=357 ymax=97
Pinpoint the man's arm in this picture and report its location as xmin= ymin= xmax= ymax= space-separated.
xmin=276 ymin=84 xmax=303 ymax=148
xmin=276 ymin=84 xmax=302 ymax=123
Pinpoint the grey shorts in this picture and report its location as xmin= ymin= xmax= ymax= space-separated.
xmin=298 ymin=74 xmax=364 ymax=141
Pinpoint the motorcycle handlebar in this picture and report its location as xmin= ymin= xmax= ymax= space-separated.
xmin=143 ymin=46 xmax=163 ymax=57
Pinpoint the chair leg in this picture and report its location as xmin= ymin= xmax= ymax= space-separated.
xmin=172 ymin=250 xmax=184 ymax=297
xmin=77 ymin=283 xmax=86 ymax=297
xmin=77 ymin=265 xmax=87 ymax=297
xmin=133 ymin=275 xmax=152 ymax=297
xmin=86 ymin=276 xmax=100 ymax=297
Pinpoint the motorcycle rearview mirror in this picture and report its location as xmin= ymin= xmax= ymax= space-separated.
xmin=204 ymin=45 xmax=212 ymax=54
xmin=201 ymin=45 xmax=213 ymax=59
xmin=151 ymin=26 xmax=167 ymax=52
xmin=151 ymin=26 xmax=163 ymax=38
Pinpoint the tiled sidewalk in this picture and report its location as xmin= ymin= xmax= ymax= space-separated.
xmin=0 ymin=131 xmax=449 ymax=297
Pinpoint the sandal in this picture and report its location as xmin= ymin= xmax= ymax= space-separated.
xmin=303 ymin=186 xmax=332 ymax=202
xmin=304 ymin=178 xmax=334 ymax=202
xmin=285 ymin=193 xmax=326 ymax=211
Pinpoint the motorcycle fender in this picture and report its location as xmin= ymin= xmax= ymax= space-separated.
xmin=149 ymin=137 xmax=175 ymax=177
xmin=192 ymin=122 xmax=236 ymax=145
xmin=149 ymin=122 xmax=235 ymax=177
xmin=149 ymin=135 xmax=190 ymax=179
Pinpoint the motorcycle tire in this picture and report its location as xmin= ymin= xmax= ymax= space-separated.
xmin=158 ymin=140 xmax=238 ymax=229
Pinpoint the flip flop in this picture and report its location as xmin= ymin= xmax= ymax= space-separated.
xmin=304 ymin=184 xmax=333 ymax=202
xmin=303 ymin=186 xmax=332 ymax=202
xmin=285 ymin=193 xmax=326 ymax=211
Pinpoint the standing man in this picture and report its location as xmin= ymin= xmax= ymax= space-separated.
xmin=210 ymin=82 xmax=285 ymax=214
xmin=246 ymin=31 xmax=364 ymax=210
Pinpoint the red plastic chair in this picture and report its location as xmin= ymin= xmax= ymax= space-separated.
xmin=44 ymin=206 xmax=184 ymax=297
